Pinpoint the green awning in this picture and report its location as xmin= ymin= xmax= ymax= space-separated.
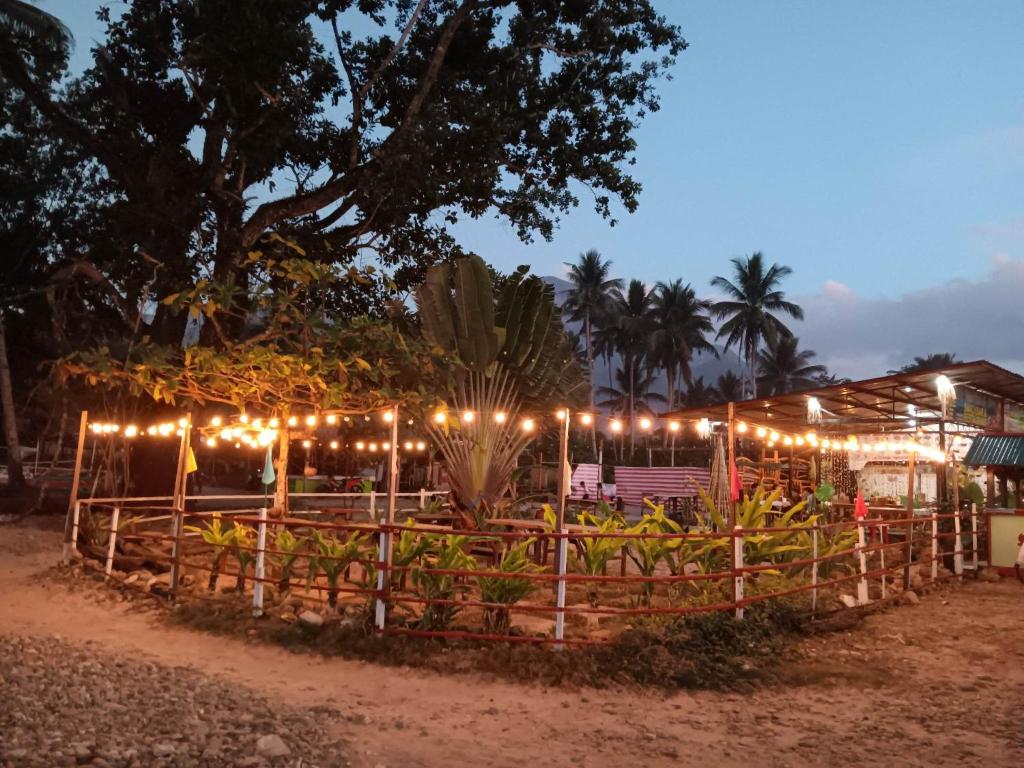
xmin=964 ymin=435 xmax=1024 ymax=467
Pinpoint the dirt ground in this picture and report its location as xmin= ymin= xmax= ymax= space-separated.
xmin=1 ymin=517 xmax=1022 ymax=768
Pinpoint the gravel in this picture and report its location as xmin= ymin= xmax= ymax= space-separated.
xmin=0 ymin=635 xmax=348 ymax=768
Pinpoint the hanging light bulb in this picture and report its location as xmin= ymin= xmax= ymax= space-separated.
xmin=494 ymin=412 xmax=507 ymax=424
xmin=91 ymin=423 xmax=103 ymax=434
xmin=368 ymin=442 xmax=378 ymax=452
xmin=822 ymin=438 xmax=831 ymax=449
xmin=238 ymin=414 xmax=248 ymax=425
xmin=269 ymin=418 xmax=279 ymax=428
xmin=382 ymin=442 xmax=391 ymax=451
xmin=609 ymin=419 xmax=623 ymax=434
xmin=434 ymin=411 xmax=447 ymax=424
xmin=302 ymin=439 xmax=312 ymax=448
xmin=736 ymin=422 xmax=748 ymax=434
xmin=580 ymin=413 xmax=593 ymax=426
xmin=806 ymin=397 xmax=822 ymax=424
xmin=783 ymin=435 xmax=793 ymax=446
xmin=668 ymin=421 xmax=680 ymax=433
xmin=461 ymin=411 xmax=474 ymax=423
xmin=383 ymin=411 xmax=394 ymax=423
xmin=305 ymin=415 xmax=317 ymax=427
xmin=403 ymin=441 xmax=413 ymax=451
xmin=756 ymin=426 xmax=767 ymax=439
xmin=521 ymin=418 xmax=535 ymax=432
xmin=287 ymin=416 xmax=298 ymax=427
xmin=252 ymin=418 xmax=262 ymax=428
xmin=146 ymin=426 xmax=157 ymax=436
xmin=329 ymin=440 xmax=339 ymax=450
xmin=639 ymin=417 xmax=652 ymax=431
xmin=326 ymin=414 xmax=337 ymax=425
xmin=769 ymin=431 xmax=780 ymax=443
xmin=355 ymin=441 xmax=365 ymax=451
xmin=416 ymin=441 xmax=427 ymax=451
xmin=795 ymin=436 xmax=805 ymax=446
xmin=124 ymin=425 xmax=138 ymax=438
xmin=556 ymin=409 xmax=567 ymax=421
xmin=205 ymin=437 xmax=217 ymax=448
xmin=210 ymin=416 xmax=222 ymax=427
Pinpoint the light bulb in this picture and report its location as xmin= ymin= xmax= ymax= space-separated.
xmin=434 ymin=411 xmax=446 ymax=424
xmin=210 ymin=416 xmax=222 ymax=427
xmin=305 ymin=415 xmax=317 ymax=427
xmin=416 ymin=441 xmax=426 ymax=451
xmin=355 ymin=441 xmax=365 ymax=451
xmin=610 ymin=419 xmax=623 ymax=434
xmin=462 ymin=411 xmax=474 ymax=423
xmin=403 ymin=441 xmax=413 ymax=451
xmin=668 ymin=421 xmax=680 ymax=432
xmin=521 ymin=418 xmax=535 ymax=432
xmin=383 ymin=411 xmax=394 ymax=423
xmin=329 ymin=440 xmax=339 ymax=450
xmin=756 ymin=427 xmax=767 ymax=439
xmin=205 ymin=437 xmax=216 ymax=448
xmin=326 ymin=414 xmax=338 ymax=425
xmin=736 ymin=422 xmax=748 ymax=433
xmin=639 ymin=417 xmax=652 ymax=431
xmin=580 ymin=413 xmax=593 ymax=426
xmin=494 ymin=412 xmax=507 ymax=424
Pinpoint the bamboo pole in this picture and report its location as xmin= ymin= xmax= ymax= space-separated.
xmin=169 ymin=414 xmax=191 ymax=599
xmin=62 ymin=410 xmax=89 ymax=564
xmin=374 ymin=405 xmax=401 ymax=630
xmin=902 ymin=450 xmax=916 ymax=590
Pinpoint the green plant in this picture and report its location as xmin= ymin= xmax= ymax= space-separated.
xmin=272 ymin=528 xmax=305 ymax=593
xmin=185 ymin=514 xmax=236 ymax=591
xmin=572 ymin=507 xmax=626 ymax=607
xmin=623 ymin=502 xmax=687 ymax=607
xmin=814 ymin=483 xmax=835 ymax=503
xmin=411 ymin=535 xmax=477 ymax=631
xmin=307 ymin=530 xmax=368 ymax=610
xmin=230 ymin=523 xmax=257 ymax=593
xmin=476 ymin=541 xmax=541 ymax=634
xmin=392 ymin=518 xmax=432 ymax=591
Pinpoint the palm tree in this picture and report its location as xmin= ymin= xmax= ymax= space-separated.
xmin=596 ymin=367 xmax=667 ymax=416
xmin=889 ymin=353 xmax=959 ymax=374
xmin=0 ymin=1 xmax=72 ymax=85
xmin=677 ymin=376 xmax=719 ymax=408
xmin=711 ymin=253 xmax=804 ymax=399
xmin=562 ymin=250 xmax=622 ymax=446
xmin=715 ymin=370 xmax=744 ymax=403
xmin=756 ymin=336 xmax=827 ymax=395
xmin=608 ymin=279 xmax=654 ymax=451
xmin=649 ymin=280 xmax=716 ymax=411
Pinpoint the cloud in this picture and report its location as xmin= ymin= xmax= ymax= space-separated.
xmin=793 ymin=256 xmax=1024 ymax=378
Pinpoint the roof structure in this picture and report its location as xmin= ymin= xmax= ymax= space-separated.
xmin=964 ymin=435 xmax=1024 ymax=467
xmin=662 ymin=360 xmax=1024 ymax=436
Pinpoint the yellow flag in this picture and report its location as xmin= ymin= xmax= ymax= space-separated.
xmin=186 ymin=447 xmax=198 ymax=474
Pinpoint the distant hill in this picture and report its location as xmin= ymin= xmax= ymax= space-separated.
xmin=541 ymin=275 xmax=745 ymax=405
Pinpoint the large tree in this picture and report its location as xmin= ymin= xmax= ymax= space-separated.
xmin=889 ymin=353 xmax=959 ymax=374
xmin=711 ymin=252 xmax=803 ymax=399
xmin=649 ymin=279 xmax=715 ymax=411
xmin=608 ymin=278 xmax=653 ymax=451
xmin=11 ymin=0 xmax=684 ymax=341
xmin=756 ymin=336 xmax=826 ymax=396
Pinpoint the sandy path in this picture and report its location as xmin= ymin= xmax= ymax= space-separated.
xmin=2 ymin=521 xmax=1023 ymax=767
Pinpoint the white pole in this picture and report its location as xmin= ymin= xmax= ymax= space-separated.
xmin=811 ymin=527 xmax=819 ymax=614
xmin=375 ymin=405 xmax=400 ymax=630
xmin=856 ymin=520 xmax=869 ymax=605
xmin=374 ymin=529 xmax=390 ymax=630
xmin=369 ymin=489 xmax=377 ymax=521
xmin=104 ymin=507 xmax=120 ymax=578
xmin=953 ymin=505 xmax=963 ymax=576
xmin=252 ymin=506 xmax=268 ymax=617
xmin=554 ymin=532 xmax=568 ymax=647
xmin=880 ymin=525 xmax=887 ymax=599
xmin=930 ymin=510 xmax=938 ymax=581
xmin=419 ymin=487 xmax=426 ymax=510
xmin=970 ymin=502 xmax=979 ymax=571
xmin=69 ymin=500 xmax=82 ymax=561
xmin=733 ymin=525 xmax=744 ymax=620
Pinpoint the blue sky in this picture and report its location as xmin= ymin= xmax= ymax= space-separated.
xmin=44 ymin=1 xmax=1024 ymax=374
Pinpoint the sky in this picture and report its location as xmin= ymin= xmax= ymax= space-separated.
xmin=44 ymin=1 xmax=1024 ymax=377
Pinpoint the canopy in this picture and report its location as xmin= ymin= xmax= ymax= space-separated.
xmin=963 ymin=435 xmax=1024 ymax=468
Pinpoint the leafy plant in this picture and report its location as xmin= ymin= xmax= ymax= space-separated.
xmin=411 ymin=535 xmax=477 ymax=631
xmin=814 ymin=483 xmax=835 ymax=503
xmin=623 ymin=503 xmax=686 ymax=607
xmin=571 ymin=505 xmax=627 ymax=607
xmin=230 ymin=523 xmax=257 ymax=593
xmin=272 ymin=528 xmax=305 ymax=593
xmin=185 ymin=514 xmax=236 ymax=591
xmin=307 ymin=530 xmax=368 ymax=610
xmin=476 ymin=541 xmax=541 ymax=635
xmin=392 ymin=518 xmax=432 ymax=591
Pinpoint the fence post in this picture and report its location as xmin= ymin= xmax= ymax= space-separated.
xmin=369 ymin=490 xmax=377 ymax=521
xmin=554 ymin=531 xmax=568 ymax=647
xmin=930 ymin=510 xmax=938 ymax=581
xmin=810 ymin=527 xmax=819 ymax=615
xmin=374 ymin=525 xmax=391 ymax=630
xmin=67 ymin=500 xmax=82 ymax=564
xmin=419 ymin=488 xmax=426 ymax=510
xmin=970 ymin=502 xmax=979 ymax=571
xmin=856 ymin=519 xmax=869 ymax=605
xmin=104 ymin=507 xmax=120 ymax=579
xmin=733 ymin=525 xmax=744 ymax=620
xmin=879 ymin=525 xmax=887 ymax=600
xmin=252 ymin=507 xmax=268 ymax=618
xmin=953 ymin=506 xmax=963 ymax=577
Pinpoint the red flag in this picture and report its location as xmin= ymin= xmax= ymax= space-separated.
xmin=729 ymin=458 xmax=742 ymax=502
xmin=854 ymin=490 xmax=869 ymax=520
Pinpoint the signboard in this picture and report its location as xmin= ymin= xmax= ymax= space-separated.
xmin=954 ymin=388 xmax=1001 ymax=430
xmin=1005 ymin=403 xmax=1024 ymax=433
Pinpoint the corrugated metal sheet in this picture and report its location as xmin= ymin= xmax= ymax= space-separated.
xmin=963 ymin=435 xmax=1024 ymax=467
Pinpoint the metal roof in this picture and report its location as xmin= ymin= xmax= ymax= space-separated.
xmin=662 ymin=360 xmax=1024 ymax=435
xmin=963 ymin=435 xmax=1024 ymax=467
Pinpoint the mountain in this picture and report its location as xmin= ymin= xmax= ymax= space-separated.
xmin=542 ymin=275 xmax=745 ymax=409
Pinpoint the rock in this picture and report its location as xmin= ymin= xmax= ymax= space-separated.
xmin=298 ymin=610 xmax=324 ymax=629
xmin=838 ymin=594 xmax=858 ymax=609
xmin=977 ymin=568 xmax=1001 ymax=583
xmin=256 ymin=734 xmax=290 ymax=759
xmin=901 ymin=590 xmax=920 ymax=606
xmin=151 ymin=742 xmax=176 ymax=758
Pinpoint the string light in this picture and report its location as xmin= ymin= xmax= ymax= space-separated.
xmin=305 ymin=415 xmax=317 ymax=427
xmin=556 ymin=409 xmax=567 ymax=420
xmin=769 ymin=431 xmax=780 ymax=443
xmin=668 ymin=421 xmax=680 ymax=433
xmin=783 ymin=436 xmax=793 ymax=447
xmin=736 ymin=421 xmax=748 ymax=433
xmin=494 ymin=412 xmax=507 ymax=424
xmin=416 ymin=441 xmax=427 ymax=451
xmin=580 ymin=413 xmax=593 ymax=426
xmin=302 ymin=439 xmax=312 ymax=448
xmin=368 ymin=442 xmax=378 ymax=452
xmin=326 ymin=414 xmax=337 ymax=425
xmin=403 ymin=441 xmax=413 ymax=451
xmin=147 ymin=426 xmax=157 ymax=436
xmin=355 ymin=441 xmax=366 ymax=451
xmin=210 ymin=416 xmax=222 ymax=427
xmin=756 ymin=426 xmax=767 ymax=439
xmin=521 ymin=418 xmax=535 ymax=432
xmin=287 ymin=416 xmax=298 ymax=427
xmin=329 ymin=440 xmax=339 ymax=450
xmin=610 ymin=419 xmax=623 ymax=434
xmin=124 ymin=425 xmax=138 ymax=438
xmin=639 ymin=417 xmax=652 ymax=431
xmin=434 ymin=411 xmax=447 ymax=424
xmin=382 ymin=442 xmax=391 ymax=451
xmin=461 ymin=411 xmax=474 ymax=423
xmin=383 ymin=411 xmax=394 ymax=423
xmin=269 ymin=418 xmax=279 ymax=428
xmin=205 ymin=437 xmax=217 ymax=448
xmin=238 ymin=414 xmax=248 ymax=425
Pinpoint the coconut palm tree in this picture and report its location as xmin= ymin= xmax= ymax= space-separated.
xmin=649 ymin=280 xmax=716 ymax=411
xmin=889 ymin=353 xmax=959 ymax=374
xmin=0 ymin=1 xmax=72 ymax=85
xmin=596 ymin=367 xmax=667 ymax=417
xmin=711 ymin=253 xmax=804 ymax=399
xmin=715 ymin=370 xmax=744 ymax=403
xmin=562 ymin=251 xmax=622 ymax=429
xmin=676 ymin=376 xmax=719 ymax=408
xmin=608 ymin=279 xmax=654 ymax=451
xmin=756 ymin=336 xmax=827 ymax=395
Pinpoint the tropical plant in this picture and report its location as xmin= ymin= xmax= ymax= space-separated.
xmin=711 ymin=253 xmax=804 ymax=398
xmin=185 ymin=514 xmax=236 ymax=591
xmin=889 ymin=353 xmax=960 ymax=374
xmin=0 ymin=0 xmax=71 ymax=87
xmin=562 ymin=250 xmax=623 ymax=440
xmin=608 ymin=279 xmax=654 ymax=451
xmin=715 ymin=371 xmax=744 ymax=403
xmin=756 ymin=336 xmax=827 ymax=395
xmin=623 ymin=504 xmax=687 ymax=607
xmin=476 ymin=541 xmax=542 ymax=634
xmin=650 ymin=279 xmax=716 ymax=411
xmin=392 ymin=518 xmax=432 ymax=591
xmin=411 ymin=534 xmax=477 ymax=631
xmin=230 ymin=523 xmax=257 ymax=593
xmin=676 ymin=376 xmax=719 ymax=408
xmin=814 ymin=483 xmax=836 ymax=504
xmin=572 ymin=504 xmax=627 ymax=607
xmin=596 ymin=367 xmax=666 ymax=417
xmin=272 ymin=528 xmax=305 ymax=593
xmin=307 ymin=529 xmax=368 ymax=610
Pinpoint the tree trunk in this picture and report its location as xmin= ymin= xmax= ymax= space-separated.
xmin=585 ymin=310 xmax=597 ymax=454
xmin=0 ymin=312 xmax=26 ymax=488
xmin=628 ymin=361 xmax=636 ymax=455
xmin=274 ymin=420 xmax=290 ymax=516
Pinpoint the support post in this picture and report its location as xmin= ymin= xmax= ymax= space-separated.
xmin=419 ymin=487 xmax=426 ymax=510
xmin=970 ymin=502 xmax=979 ymax=571
xmin=252 ymin=506 xmax=268 ymax=617
xmin=554 ymin=533 xmax=568 ymax=647
xmin=902 ymin=449 xmax=916 ymax=590
xmin=169 ymin=414 xmax=191 ymax=599
xmin=62 ymin=410 xmax=89 ymax=564
xmin=104 ymin=506 xmax=121 ymax=578
xmin=555 ymin=409 xmax=570 ymax=530
xmin=369 ymin=490 xmax=377 ymax=520
xmin=856 ymin=518 xmax=869 ymax=605
xmin=733 ymin=525 xmax=744 ymax=620
xmin=374 ymin=405 xmax=400 ymax=631
xmin=930 ymin=510 xmax=938 ymax=581
xmin=811 ymin=527 xmax=819 ymax=614
xmin=880 ymin=525 xmax=887 ymax=599
xmin=953 ymin=505 xmax=963 ymax=576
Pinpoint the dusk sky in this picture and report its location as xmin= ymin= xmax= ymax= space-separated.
xmin=50 ymin=1 xmax=1024 ymax=377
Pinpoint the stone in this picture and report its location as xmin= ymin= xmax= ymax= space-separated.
xmin=901 ymin=590 xmax=920 ymax=606
xmin=151 ymin=743 xmax=176 ymax=758
xmin=298 ymin=610 xmax=324 ymax=629
xmin=255 ymin=734 xmax=290 ymax=759
xmin=977 ymin=568 xmax=1001 ymax=583
xmin=838 ymin=594 xmax=858 ymax=609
